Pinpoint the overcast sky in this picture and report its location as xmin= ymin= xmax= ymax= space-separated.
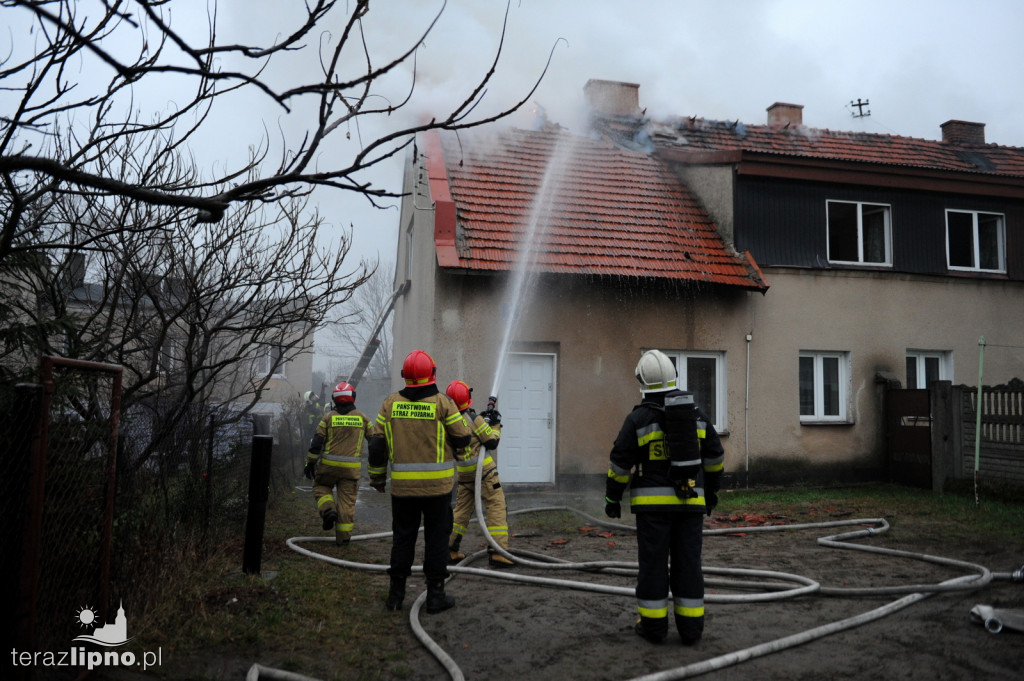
xmin=337 ymin=0 xmax=1024 ymax=267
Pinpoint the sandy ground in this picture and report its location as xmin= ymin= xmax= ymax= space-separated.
xmin=348 ymin=480 xmax=1024 ymax=681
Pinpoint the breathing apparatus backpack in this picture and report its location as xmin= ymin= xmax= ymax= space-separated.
xmin=662 ymin=392 xmax=702 ymax=498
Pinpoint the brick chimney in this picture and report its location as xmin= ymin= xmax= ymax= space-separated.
xmin=940 ymin=120 xmax=985 ymax=146
xmin=584 ymin=79 xmax=641 ymax=117
xmin=767 ymin=102 xmax=803 ymax=127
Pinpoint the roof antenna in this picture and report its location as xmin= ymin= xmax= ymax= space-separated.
xmin=849 ymin=98 xmax=871 ymax=118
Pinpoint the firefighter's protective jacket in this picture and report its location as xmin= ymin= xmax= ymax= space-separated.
xmin=451 ymin=409 xmax=501 ymax=482
xmin=367 ymin=385 xmax=473 ymax=496
xmin=605 ymin=389 xmax=724 ymax=513
xmin=307 ymin=403 xmax=373 ymax=480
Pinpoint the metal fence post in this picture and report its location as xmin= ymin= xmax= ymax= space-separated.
xmin=242 ymin=434 xmax=273 ymax=575
xmin=5 ymin=383 xmax=43 ymax=678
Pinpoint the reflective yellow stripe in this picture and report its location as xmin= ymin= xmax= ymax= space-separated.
xmin=487 ymin=526 xmax=509 ymax=536
xmin=436 ymin=420 xmax=445 ymax=462
xmin=316 ymin=495 xmax=334 ymax=508
xmin=607 ymin=469 xmax=630 ymax=484
xmin=457 ymin=456 xmax=494 ymax=473
xmin=384 ymin=421 xmax=394 ymax=461
xmin=631 ymin=494 xmax=707 ymax=507
xmin=636 ymin=426 xmax=664 ymax=447
xmin=632 ymin=494 xmax=687 ymax=506
xmin=320 ymin=459 xmax=361 ymax=468
xmin=675 ymin=597 xmax=705 ymax=618
xmin=638 ymin=605 xmax=668 ymax=618
xmin=337 ymin=523 xmax=354 ymax=532
xmin=391 ymin=468 xmax=454 ymax=480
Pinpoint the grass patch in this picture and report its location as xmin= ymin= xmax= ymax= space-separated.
xmin=717 ymin=482 xmax=1024 ymax=545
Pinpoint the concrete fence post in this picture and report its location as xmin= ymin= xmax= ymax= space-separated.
xmin=243 ymin=435 xmax=273 ymax=575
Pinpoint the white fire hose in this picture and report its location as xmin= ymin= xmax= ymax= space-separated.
xmin=284 ymin=456 xmax=1021 ymax=681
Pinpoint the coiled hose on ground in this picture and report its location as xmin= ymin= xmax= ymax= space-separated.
xmin=280 ymin=463 xmax=1019 ymax=681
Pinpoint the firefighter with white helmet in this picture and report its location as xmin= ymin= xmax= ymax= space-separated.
xmin=303 ymin=390 xmax=323 ymax=441
xmin=367 ymin=349 xmax=473 ymax=614
xmin=305 ymin=381 xmax=373 ymax=545
xmin=444 ymin=380 xmax=514 ymax=568
xmin=605 ymin=349 xmax=725 ymax=645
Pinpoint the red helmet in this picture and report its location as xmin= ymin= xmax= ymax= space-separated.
xmin=332 ymin=381 xmax=356 ymax=406
xmin=445 ymin=380 xmax=472 ymax=411
xmin=401 ymin=349 xmax=436 ymax=386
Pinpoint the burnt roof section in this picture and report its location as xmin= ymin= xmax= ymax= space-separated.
xmin=427 ymin=127 xmax=769 ymax=292
xmin=643 ymin=116 xmax=1024 ymax=178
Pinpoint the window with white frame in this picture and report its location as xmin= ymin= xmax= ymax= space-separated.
xmin=258 ymin=344 xmax=286 ymax=378
xmin=799 ymin=351 xmax=849 ymax=422
xmin=827 ymin=200 xmax=892 ymax=265
xmin=905 ymin=350 xmax=951 ymax=389
xmin=946 ymin=210 xmax=1005 ymax=272
xmin=662 ymin=350 xmax=726 ymax=430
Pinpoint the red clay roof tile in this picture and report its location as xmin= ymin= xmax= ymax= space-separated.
xmin=428 ymin=128 xmax=769 ymax=291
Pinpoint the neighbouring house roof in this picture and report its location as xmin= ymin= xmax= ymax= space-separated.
xmin=422 ymin=128 xmax=769 ymax=292
xmin=647 ymin=117 xmax=1024 ymax=177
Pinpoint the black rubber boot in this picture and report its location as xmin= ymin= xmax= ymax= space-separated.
xmin=385 ymin=576 xmax=406 ymax=611
xmin=424 ymin=579 xmax=455 ymax=614
xmin=322 ymin=509 xmax=338 ymax=531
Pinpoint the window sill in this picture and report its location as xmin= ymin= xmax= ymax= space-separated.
xmin=826 ymin=262 xmax=892 ymax=270
xmin=799 ymin=419 xmax=854 ymax=426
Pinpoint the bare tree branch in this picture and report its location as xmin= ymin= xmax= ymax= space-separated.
xmin=1 ymin=0 xmax=553 ymax=260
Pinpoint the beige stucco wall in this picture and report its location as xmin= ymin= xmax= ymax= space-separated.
xmin=745 ymin=267 xmax=1024 ymax=468
xmin=391 ymin=148 xmax=1024 ymax=484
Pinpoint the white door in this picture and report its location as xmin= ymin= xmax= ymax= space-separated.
xmin=496 ymin=353 xmax=555 ymax=483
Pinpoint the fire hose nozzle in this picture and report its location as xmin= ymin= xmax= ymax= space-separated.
xmin=487 ymin=395 xmax=498 ymax=411
xmin=1012 ymin=565 xmax=1024 ymax=583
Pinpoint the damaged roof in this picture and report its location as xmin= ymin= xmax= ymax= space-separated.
xmin=422 ymin=127 xmax=769 ymax=292
xmin=646 ymin=117 xmax=1024 ymax=177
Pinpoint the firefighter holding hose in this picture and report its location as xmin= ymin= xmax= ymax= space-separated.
xmin=604 ymin=349 xmax=724 ymax=645
xmin=444 ymin=381 xmax=514 ymax=568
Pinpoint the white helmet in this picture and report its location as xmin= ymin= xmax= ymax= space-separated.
xmin=635 ymin=349 xmax=677 ymax=393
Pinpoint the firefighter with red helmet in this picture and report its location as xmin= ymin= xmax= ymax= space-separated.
xmin=305 ymin=381 xmax=373 ymax=545
xmin=367 ymin=349 xmax=473 ymax=614
xmin=604 ymin=349 xmax=724 ymax=645
xmin=444 ymin=380 xmax=514 ymax=568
